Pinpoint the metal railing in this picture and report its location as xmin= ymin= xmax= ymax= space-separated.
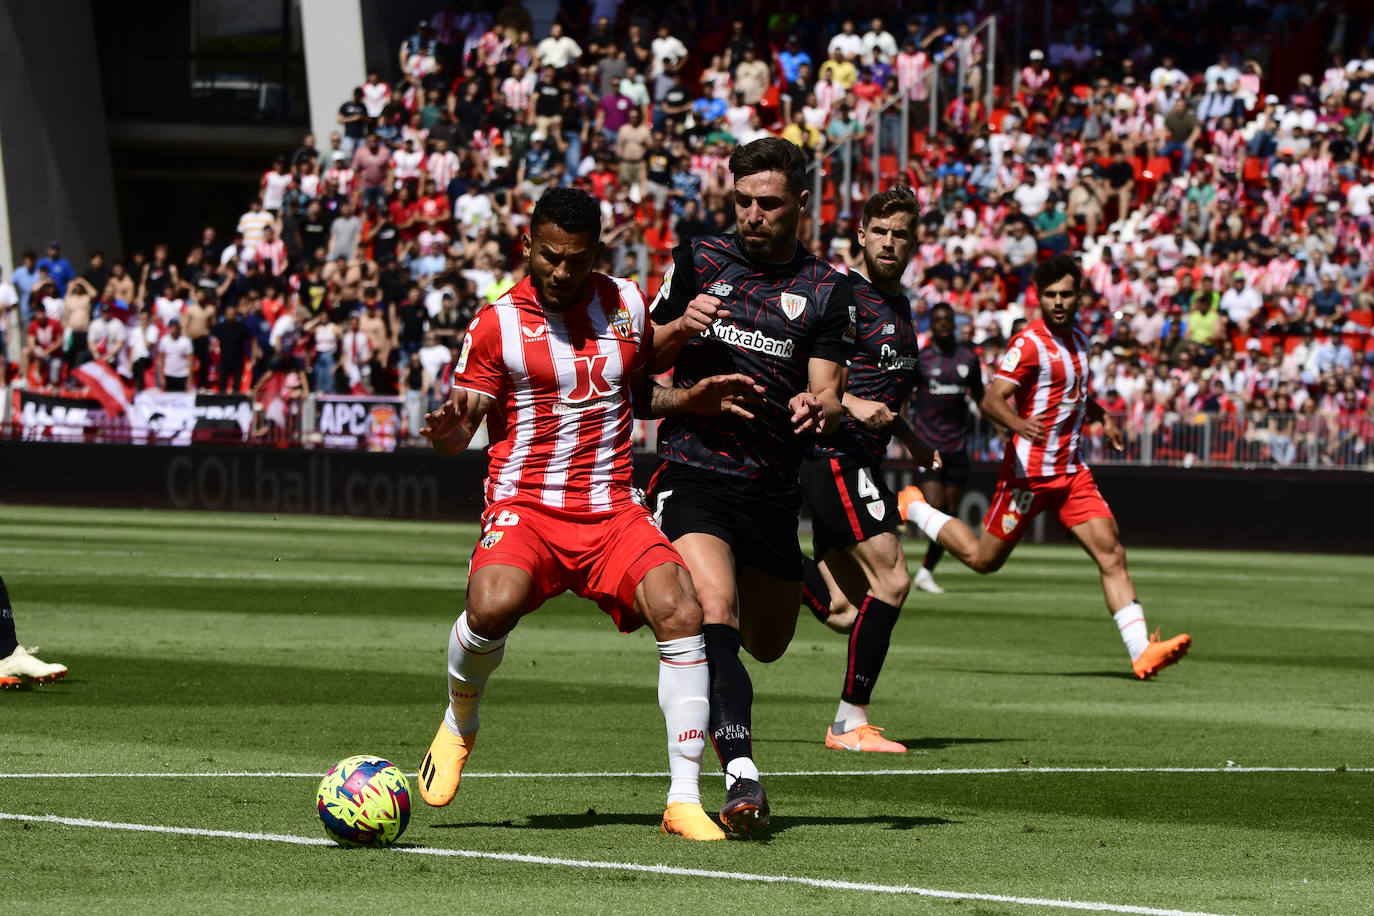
xmin=953 ymin=409 xmax=1374 ymax=471
xmin=808 ymin=15 xmax=998 ymax=243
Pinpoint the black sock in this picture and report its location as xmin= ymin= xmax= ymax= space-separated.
xmin=842 ymin=596 xmax=902 ymax=704
xmin=923 ymin=541 xmax=945 ymax=573
xmin=703 ymin=623 xmax=753 ymax=770
xmin=800 ymin=556 xmax=832 ymax=622
xmin=0 ymin=576 xmax=16 ymax=658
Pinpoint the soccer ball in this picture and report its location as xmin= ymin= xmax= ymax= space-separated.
xmin=316 ymin=755 xmax=411 ymax=848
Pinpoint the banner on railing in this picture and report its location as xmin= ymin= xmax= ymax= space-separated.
xmin=17 ymin=391 xmax=112 ymax=439
xmin=130 ymin=392 xmax=253 ymax=445
xmin=315 ymin=395 xmax=404 ymax=452
xmin=16 ymin=390 xmax=252 ymax=443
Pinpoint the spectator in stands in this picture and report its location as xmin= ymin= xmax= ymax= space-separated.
xmin=36 ymin=242 xmax=74 ymax=296
xmin=157 ymin=319 xmax=194 ymax=392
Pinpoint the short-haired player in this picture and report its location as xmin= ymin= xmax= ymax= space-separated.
xmin=798 ymin=186 xmax=941 ymax=752
xmin=897 ymin=255 xmax=1191 ymax=679
xmin=418 ymin=188 xmax=759 ymax=841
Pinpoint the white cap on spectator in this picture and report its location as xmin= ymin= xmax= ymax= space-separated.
xmin=1264 ymin=93 xmax=1279 ymax=104
xmin=1029 ymin=49 xmax=1044 ymax=60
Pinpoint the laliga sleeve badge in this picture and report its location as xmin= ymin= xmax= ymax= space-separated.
xmin=1000 ymin=345 xmax=1022 ymax=372
xmin=456 ymin=333 xmax=474 ymax=373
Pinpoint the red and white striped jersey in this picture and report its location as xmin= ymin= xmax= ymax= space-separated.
xmin=995 ymin=319 xmax=1093 ymax=477
xmin=452 ymin=273 xmax=652 ymax=514
xmin=427 ymin=150 xmax=460 ymax=189
xmin=1211 ymin=129 xmax=1245 ymax=173
xmin=325 ymin=166 xmax=355 ymax=196
xmin=896 ymin=51 xmax=930 ymax=100
xmin=1300 ymin=155 xmax=1332 ymax=195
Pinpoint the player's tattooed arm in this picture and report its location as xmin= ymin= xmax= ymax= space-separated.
xmin=635 ymin=373 xmax=764 ymax=419
xmin=422 ymin=387 xmax=493 ymax=456
xmin=1085 ymin=397 xmax=1126 ymax=451
xmin=649 ymin=294 xmax=728 ymax=372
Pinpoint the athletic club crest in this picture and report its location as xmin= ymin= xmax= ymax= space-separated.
xmin=957 ymin=364 xmax=969 ymax=378
xmin=611 ymin=306 xmax=633 ymax=340
xmin=479 ymin=531 xmax=503 ymax=550
xmin=867 ymin=501 xmax=885 ymax=521
xmin=780 ymin=292 xmax=807 ymax=321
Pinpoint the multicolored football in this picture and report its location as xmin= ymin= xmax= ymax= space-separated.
xmin=316 ymin=755 xmax=411 ymax=848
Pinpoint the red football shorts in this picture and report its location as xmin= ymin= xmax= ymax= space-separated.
xmin=468 ymin=498 xmax=684 ymax=632
xmin=983 ymin=467 xmax=1115 ymax=543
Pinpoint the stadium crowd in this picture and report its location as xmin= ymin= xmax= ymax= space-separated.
xmin=2 ymin=0 xmax=1372 ymax=464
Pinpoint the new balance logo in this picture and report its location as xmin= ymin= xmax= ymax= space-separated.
xmin=881 ymin=322 xmax=896 ymax=334
xmin=705 ymin=281 xmax=734 ymax=297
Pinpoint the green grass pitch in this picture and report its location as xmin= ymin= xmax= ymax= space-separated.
xmin=2 ymin=504 xmax=1371 ymax=914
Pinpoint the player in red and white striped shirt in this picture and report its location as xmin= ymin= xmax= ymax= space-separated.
xmin=415 ymin=188 xmax=759 ymax=842
xmin=1211 ymin=117 xmax=1246 ymax=177
xmin=898 ymin=255 xmax=1191 ymax=680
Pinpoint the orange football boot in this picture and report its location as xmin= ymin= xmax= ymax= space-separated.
xmin=896 ymin=485 xmax=928 ymax=524
xmin=418 ymin=722 xmax=477 ymax=806
xmin=661 ymin=802 xmax=726 ymax=841
xmin=1132 ymin=630 xmax=1192 ymax=680
xmin=825 ymin=723 xmax=907 ymax=753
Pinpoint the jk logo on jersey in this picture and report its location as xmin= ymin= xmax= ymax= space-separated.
xmin=780 ymin=292 xmax=807 ymax=320
xmin=706 ymin=281 xmax=734 ymax=298
xmin=567 ymin=354 xmax=613 ymax=402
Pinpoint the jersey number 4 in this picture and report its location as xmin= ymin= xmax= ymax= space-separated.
xmin=855 ymin=468 xmax=880 ymax=500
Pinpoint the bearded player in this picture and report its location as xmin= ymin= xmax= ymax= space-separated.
xmin=648 ymin=137 xmax=855 ymax=832
xmin=897 ymin=254 xmax=1191 ymax=679
xmin=797 ymin=186 xmax=941 ymax=753
xmin=417 ymin=188 xmax=760 ymax=841
xmin=908 ymin=301 xmax=984 ymax=594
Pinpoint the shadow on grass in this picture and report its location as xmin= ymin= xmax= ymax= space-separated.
xmin=429 ymin=811 xmax=956 ymax=836
xmin=920 ymin=666 xmax=1138 ymax=680
xmin=762 ymin=735 xmax=1016 ymax=750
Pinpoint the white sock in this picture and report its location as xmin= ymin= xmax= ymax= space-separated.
xmin=1114 ymin=602 xmax=1150 ymax=660
xmin=724 ymin=757 xmax=760 ymax=787
xmin=905 ymin=500 xmax=952 ymax=542
xmin=658 ymin=635 xmax=709 ymax=805
xmin=833 ymin=699 xmax=868 ymax=733
xmin=444 ymin=611 xmax=506 ymax=736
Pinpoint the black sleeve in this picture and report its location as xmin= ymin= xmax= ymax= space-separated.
xmin=966 ymin=351 xmax=986 ymax=401
xmin=648 ymin=242 xmax=698 ymax=324
xmin=810 ymin=276 xmax=857 ymax=365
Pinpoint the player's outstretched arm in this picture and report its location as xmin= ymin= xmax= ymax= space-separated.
xmin=980 ymin=377 xmax=1044 ymax=443
xmin=423 ymin=387 xmax=493 ymax=456
xmin=791 ymin=357 xmax=846 ymax=435
xmin=636 ymin=373 xmax=764 ymax=419
xmin=649 ymin=294 xmax=728 ymax=372
xmin=890 ymin=414 xmax=942 ymax=470
xmin=1085 ymin=397 xmax=1125 ymax=451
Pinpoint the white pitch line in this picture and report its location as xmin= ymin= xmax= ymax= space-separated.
xmin=0 ymin=812 xmax=1237 ymax=916
xmin=1 ymin=766 xmax=1368 ymax=779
